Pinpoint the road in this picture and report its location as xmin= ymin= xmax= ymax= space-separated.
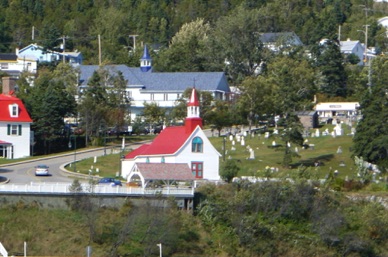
xmin=0 ymin=141 xmax=147 ymax=184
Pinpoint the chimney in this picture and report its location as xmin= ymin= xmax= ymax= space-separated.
xmin=15 ymin=47 xmax=19 ymax=56
xmin=2 ymin=77 xmax=17 ymax=95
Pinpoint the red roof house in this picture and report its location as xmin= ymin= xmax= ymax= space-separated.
xmin=0 ymin=77 xmax=33 ymax=158
xmin=122 ymin=87 xmax=221 ymax=183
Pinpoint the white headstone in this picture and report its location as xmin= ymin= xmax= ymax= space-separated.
xmin=315 ymin=129 xmax=320 ymax=137
xmin=272 ymin=141 xmax=276 ymax=146
xmin=337 ymin=146 xmax=342 ymax=154
xmin=287 ymin=142 xmax=291 ymax=148
xmin=241 ymin=137 xmax=245 ymax=146
xmin=232 ymin=140 xmax=235 ymax=146
xmin=249 ymin=149 xmax=255 ymax=159
xmin=295 ymin=147 xmax=299 ymax=153
xmin=231 ymin=146 xmax=236 ymax=151
xmin=236 ymin=135 xmax=241 ymax=142
xmin=229 ymin=134 xmax=233 ymax=141
xmin=243 ymin=131 xmax=247 ymax=137
xmin=264 ymin=132 xmax=270 ymax=138
xmin=331 ymin=131 xmax=336 ymax=138
xmin=273 ymin=129 xmax=278 ymax=135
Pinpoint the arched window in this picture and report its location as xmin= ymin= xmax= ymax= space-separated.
xmin=192 ymin=137 xmax=203 ymax=152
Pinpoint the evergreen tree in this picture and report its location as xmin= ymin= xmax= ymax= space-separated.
xmin=353 ymin=57 xmax=388 ymax=170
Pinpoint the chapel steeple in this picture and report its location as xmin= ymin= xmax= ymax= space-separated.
xmin=185 ymin=87 xmax=202 ymax=133
xmin=140 ymin=44 xmax=152 ymax=72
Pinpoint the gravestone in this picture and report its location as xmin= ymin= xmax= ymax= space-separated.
xmin=248 ymin=149 xmax=255 ymax=160
xmin=272 ymin=141 xmax=277 ymax=146
xmin=229 ymin=134 xmax=233 ymax=141
xmin=295 ymin=147 xmax=299 ymax=153
xmin=273 ymin=129 xmax=279 ymax=135
xmin=337 ymin=146 xmax=342 ymax=154
xmin=241 ymin=137 xmax=245 ymax=146
xmin=232 ymin=140 xmax=235 ymax=146
xmin=315 ymin=129 xmax=320 ymax=137
xmin=231 ymin=146 xmax=236 ymax=151
xmin=264 ymin=132 xmax=270 ymax=139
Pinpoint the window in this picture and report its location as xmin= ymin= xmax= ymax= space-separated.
xmin=9 ymin=104 xmax=18 ymax=117
xmin=191 ymin=162 xmax=203 ymax=178
xmin=0 ymin=63 xmax=9 ymax=69
xmin=164 ymin=94 xmax=168 ymax=101
xmin=192 ymin=137 xmax=203 ymax=152
xmin=7 ymin=124 xmax=22 ymax=136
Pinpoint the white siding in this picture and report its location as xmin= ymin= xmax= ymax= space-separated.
xmin=0 ymin=122 xmax=31 ymax=158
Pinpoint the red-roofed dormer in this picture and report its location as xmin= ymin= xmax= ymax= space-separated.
xmin=185 ymin=87 xmax=202 ymax=134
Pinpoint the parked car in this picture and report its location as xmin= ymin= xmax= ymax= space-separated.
xmin=35 ymin=164 xmax=49 ymax=176
xmin=98 ymin=177 xmax=122 ymax=186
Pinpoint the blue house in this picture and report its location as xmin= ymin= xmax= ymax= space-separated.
xmin=18 ymin=44 xmax=83 ymax=65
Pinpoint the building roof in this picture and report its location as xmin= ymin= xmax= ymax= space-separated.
xmin=126 ymin=126 xmax=191 ymax=159
xmin=0 ymin=94 xmax=32 ymax=122
xmin=78 ymin=65 xmax=230 ymax=93
xmin=0 ymin=54 xmax=17 ymax=61
xmin=188 ymin=87 xmax=199 ymax=106
xmin=135 ymin=163 xmax=194 ymax=180
xmin=259 ymin=32 xmax=303 ymax=45
xmin=0 ymin=140 xmax=11 ymax=145
xmin=340 ymin=40 xmax=361 ymax=52
xmin=141 ymin=45 xmax=152 ymax=60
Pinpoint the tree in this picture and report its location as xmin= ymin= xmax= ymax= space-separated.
xmin=205 ymin=100 xmax=232 ymax=136
xmin=211 ymin=5 xmax=265 ymax=83
xmin=154 ymin=18 xmax=211 ymax=72
xmin=313 ymin=39 xmax=347 ymax=97
xmin=265 ymin=56 xmax=317 ymax=114
xmin=353 ymin=57 xmax=388 ymax=170
xmin=142 ymin=102 xmax=166 ymax=128
xmin=220 ymin=159 xmax=240 ymax=183
xmin=280 ymin=114 xmax=304 ymax=168
xmin=237 ymin=76 xmax=275 ymax=133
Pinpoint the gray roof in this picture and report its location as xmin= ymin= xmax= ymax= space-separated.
xmin=340 ymin=40 xmax=360 ymax=52
xmin=78 ymin=65 xmax=230 ymax=93
xmin=260 ymin=32 xmax=303 ymax=45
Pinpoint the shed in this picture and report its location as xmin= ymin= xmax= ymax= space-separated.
xmin=296 ymin=111 xmax=319 ymax=129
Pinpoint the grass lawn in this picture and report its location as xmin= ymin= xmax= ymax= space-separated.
xmin=210 ymin=124 xmax=357 ymax=180
xmin=71 ymin=124 xmax=359 ymax=182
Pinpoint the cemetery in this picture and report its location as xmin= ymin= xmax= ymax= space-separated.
xmin=211 ymin=122 xmax=384 ymax=184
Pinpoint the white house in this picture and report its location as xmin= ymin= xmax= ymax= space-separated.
xmin=315 ymin=102 xmax=360 ymax=121
xmin=340 ymin=39 xmax=365 ymax=66
xmin=122 ymin=87 xmax=221 ymax=183
xmin=0 ymin=52 xmax=38 ymax=76
xmin=0 ymin=77 xmax=32 ymax=159
xmin=78 ymin=45 xmax=230 ymax=121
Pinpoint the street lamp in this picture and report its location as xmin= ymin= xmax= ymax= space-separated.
xmin=68 ymin=135 xmax=77 ymax=172
xmin=156 ymin=243 xmax=162 ymax=257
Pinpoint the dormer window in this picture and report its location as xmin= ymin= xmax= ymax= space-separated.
xmin=9 ymin=104 xmax=19 ymax=117
xmin=192 ymin=137 xmax=203 ymax=153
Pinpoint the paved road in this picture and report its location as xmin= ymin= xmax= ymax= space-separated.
xmin=0 ymin=141 xmax=147 ymax=184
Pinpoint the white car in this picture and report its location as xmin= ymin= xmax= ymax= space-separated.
xmin=35 ymin=164 xmax=49 ymax=176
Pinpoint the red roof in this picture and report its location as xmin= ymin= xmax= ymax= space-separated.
xmin=125 ymin=126 xmax=191 ymax=159
xmin=187 ymin=87 xmax=199 ymax=107
xmin=0 ymin=94 xmax=32 ymax=122
xmin=135 ymin=163 xmax=194 ymax=180
xmin=0 ymin=140 xmax=11 ymax=145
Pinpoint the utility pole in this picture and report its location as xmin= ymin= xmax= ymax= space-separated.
xmin=58 ymin=35 xmax=68 ymax=64
xmin=98 ymin=34 xmax=102 ymax=65
xmin=129 ymin=34 xmax=138 ymax=52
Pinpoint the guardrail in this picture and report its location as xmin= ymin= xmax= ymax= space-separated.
xmin=0 ymin=182 xmax=194 ymax=197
